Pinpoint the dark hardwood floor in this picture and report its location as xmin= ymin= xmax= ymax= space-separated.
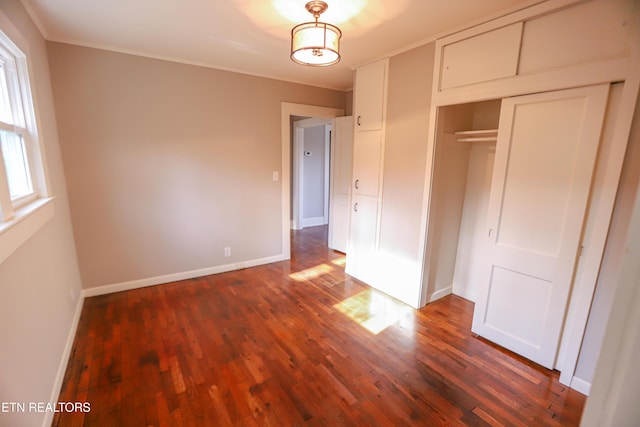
xmin=53 ymin=225 xmax=585 ymax=426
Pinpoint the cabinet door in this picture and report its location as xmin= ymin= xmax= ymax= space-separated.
xmin=346 ymin=195 xmax=378 ymax=284
xmin=471 ymin=84 xmax=609 ymax=368
xmin=352 ymin=130 xmax=383 ymax=197
xmin=440 ymin=23 xmax=522 ymax=90
xmin=354 ymin=60 xmax=387 ymax=131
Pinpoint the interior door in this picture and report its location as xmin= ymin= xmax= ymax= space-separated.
xmin=328 ymin=116 xmax=353 ymax=252
xmin=471 ymin=84 xmax=609 ymax=369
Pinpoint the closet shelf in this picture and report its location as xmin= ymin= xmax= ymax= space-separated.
xmin=452 ymin=129 xmax=498 ymax=143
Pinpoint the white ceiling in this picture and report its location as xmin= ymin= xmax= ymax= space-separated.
xmin=21 ymin=0 xmax=540 ymax=91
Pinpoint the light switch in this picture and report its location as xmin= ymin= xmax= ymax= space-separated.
xmin=272 ymin=171 xmax=279 ymax=181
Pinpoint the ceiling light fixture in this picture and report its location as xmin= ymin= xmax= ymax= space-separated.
xmin=290 ymin=1 xmax=341 ymax=66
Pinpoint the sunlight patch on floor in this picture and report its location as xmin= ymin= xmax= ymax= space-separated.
xmin=289 ymin=263 xmax=334 ymax=281
xmin=331 ymin=256 xmax=346 ymax=267
xmin=334 ymin=288 xmax=413 ymax=334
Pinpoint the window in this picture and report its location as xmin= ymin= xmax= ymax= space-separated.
xmin=0 ymin=20 xmax=53 ymax=264
xmin=0 ymin=27 xmax=48 ymax=223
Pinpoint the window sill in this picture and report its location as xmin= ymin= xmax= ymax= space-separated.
xmin=0 ymin=197 xmax=55 ymax=264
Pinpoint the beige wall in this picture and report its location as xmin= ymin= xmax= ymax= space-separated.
xmin=47 ymin=42 xmax=346 ymax=289
xmin=0 ymin=2 xmax=83 ymax=426
xmin=380 ymin=42 xmax=435 ymax=262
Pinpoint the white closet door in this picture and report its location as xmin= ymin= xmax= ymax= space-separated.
xmin=471 ymin=84 xmax=609 ymax=369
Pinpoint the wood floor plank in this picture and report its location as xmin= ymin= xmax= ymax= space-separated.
xmin=53 ymin=225 xmax=585 ymax=426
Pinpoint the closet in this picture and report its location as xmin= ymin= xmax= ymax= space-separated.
xmin=426 ymin=84 xmax=611 ymax=369
xmin=424 ymin=99 xmax=501 ymax=306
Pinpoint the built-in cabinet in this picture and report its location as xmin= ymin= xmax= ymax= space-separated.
xmin=343 ymin=0 xmax=637 ymax=395
xmin=420 ymin=0 xmax=638 ymax=392
xmin=353 ymin=60 xmax=386 ymax=131
xmin=346 ymin=59 xmax=388 ymax=286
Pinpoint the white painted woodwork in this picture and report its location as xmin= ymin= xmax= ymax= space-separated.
xmin=354 ymin=60 xmax=388 ymax=131
xmin=432 ymin=0 xmax=634 ymax=107
xmin=471 ymin=84 xmax=610 ymax=369
xmin=440 ymin=23 xmax=522 ymax=90
xmin=281 ymin=102 xmax=344 ymax=259
xmin=352 ymin=130 xmax=383 ymax=197
xmin=519 ymin=0 xmax=633 ymax=76
xmin=328 ymin=116 xmax=353 ymax=253
xmin=347 ymin=58 xmax=388 ymax=294
xmin=292 ymin=118 xmax=332 ymax=230
xmin=346 ymin=195 xmax=378 ymax=285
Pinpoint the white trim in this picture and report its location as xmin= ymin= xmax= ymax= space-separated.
xmin=435 ymin=0 xmax=581 ymax=48
xmin=281 ymin=102 xmax=344 ymax=259
xmin=434 ymin=57 xmax=628 ymax=107
xmin=301 ymin=216 xmax=326 ymax=228
xmin=0 ymin=196 xmax=54 ymax=263
xmin=292 ymin=125 xmax=304 ymax=230
xmin=350 ymin=0 xmax=560 ymax=72
xmin=17 ymin=0 xmax=50 ymax=39
xmin=570 ymin=376 xmax=591 ymax=396
xmin=292 ymin=117 xmax=333 ymax=231
xmin=82 ymin=254 xmax=287 ymax=298
xmin=558 ymin=3 xmax=640 ymax=389
xmin=42 ymin=292 xmax=84 ymax=427
xmin=428 ymin=286 xmax=453 ymax=303
xmin=323 ymin=124 xmax=331 ymax=226
xmin=44 ymin=37 xmax=349 ymax=91
xmin=295 ymin=117 xmax=333 ymax=129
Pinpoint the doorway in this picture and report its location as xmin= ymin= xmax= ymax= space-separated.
xmin=280 ymin=103 xmax=344 ymax=260
xmin=292 ymin=117 xmax=332 ymax=231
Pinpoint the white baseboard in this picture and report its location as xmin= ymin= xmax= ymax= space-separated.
xmin=43 ymin=292 xmax=84 ymax=427
xmin=43 ymin=254 xmax=288 ymax=426
xmin=570 ymin=376 xmax=591 ymax=396
xmin=428 ymin=286 xmax=453 ymax=303
xmin=302 ymin=217 xmax=327 ymax=228
xmin=83 ymin=254 xmax=288 ymax=297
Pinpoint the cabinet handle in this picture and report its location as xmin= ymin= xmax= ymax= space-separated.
xmin=355 ymin=179 xmax=360 ymax=189
xmin=357 ymin=115 xmax=361 ymax=126
xmin=354 ymin=202 xmax=358 ymax=212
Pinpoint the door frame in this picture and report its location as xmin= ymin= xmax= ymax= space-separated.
xmin=292 ymin=117 xmax=332 ymax=230
xmin=280 ymin=103 xmax=344 ymax=259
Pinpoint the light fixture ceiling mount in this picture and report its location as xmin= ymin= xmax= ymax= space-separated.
xmin=290 ymin=1 xmax=342 ymax=67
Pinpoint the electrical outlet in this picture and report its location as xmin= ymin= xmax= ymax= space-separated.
xmin=224 ymin=247 xmax=231 ymax=257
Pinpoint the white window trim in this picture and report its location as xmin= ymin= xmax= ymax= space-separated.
xmin=0 ymin=196 xmax=54 ymax=263
xmin=0 ymin=10 xmax=53 ymax=264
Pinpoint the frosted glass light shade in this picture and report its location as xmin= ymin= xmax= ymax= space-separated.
xmin=291 ymin=22 xmax=341 ymax=66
